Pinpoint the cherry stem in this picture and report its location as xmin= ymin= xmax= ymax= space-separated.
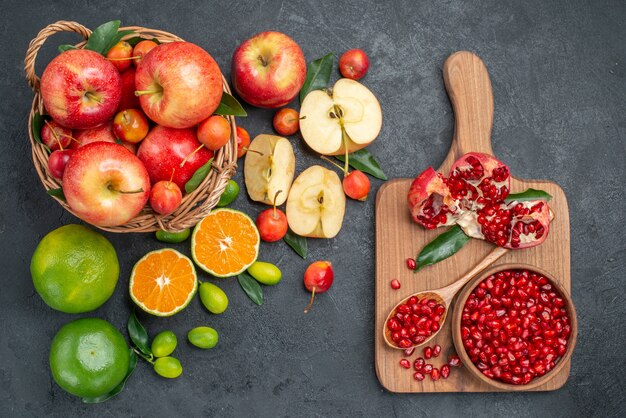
xmin=321 ymin=155 xmax=348 ymax=176
xmin=272 ymin=190 xmax=283 ymax=219
xmin=106 ymin=55 xmax=141 ymax=61
xmin=45 ymin=121 xmax=64 ymax=151
xmin=180 ymin=144 xmax=205 ymax=168
xmin=304 ymin=287 xmax=316 ymax=314
xmin=168 ymin=167 xmax=176 ymax=187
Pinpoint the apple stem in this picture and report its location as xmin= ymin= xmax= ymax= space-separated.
xmin=272 ymin=190 xmax=283 ymax=219
xmin=135 ymin=89 xmax=160 ymax=97
xmin=320 ymin=155 xmax=348 ymax=175
xmin=108 ymin=184 xmax=144 ymax=194
xmin=304 ymin=287 xmax=316 ymax=314
xmin=242 ymin=147 xmax=264 ymax=156
xmin=85 ymin=91 xmax=103 ymax=104
xmin=180 ymin=144 xmax=205 ymax=168
xmin=341 ymin=128 xmax=350 ymax=175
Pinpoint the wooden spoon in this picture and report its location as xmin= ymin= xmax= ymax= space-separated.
xmin=383 ymin=246 xmax=509 ymax=350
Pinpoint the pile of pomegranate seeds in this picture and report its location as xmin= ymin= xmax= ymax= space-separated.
xmin=399 ymin=345 xmax=462 ymax=382
xmin=461 ymin=269 xmax=571 ymax=385
xmin=387 ymin=297 xmax=445 ymax=348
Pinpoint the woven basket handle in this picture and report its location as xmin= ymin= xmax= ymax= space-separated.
xmin=24 ymin=21 xmax=91 ymax=92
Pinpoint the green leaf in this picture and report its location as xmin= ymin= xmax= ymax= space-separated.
xmin=32 ymin=112 xmax=46 ymax=143
xmin=46 ymin=188 xmax=65 ymax=201
xmin=214 ymin=92 xmax=247 ymax=117
xmin=238 ymin=272 xmax=263 ymax=305
xmin=58 ymin=44 xmax=77 ymax=52
xmin=416 ymin=225 xmax=471 ymax=271
xmin=127 ymin=311 xmax=152 ymax=358
xmin=300 ymin=52 xmax=334 ymax=103
xmin=84 ymin=21 xmax=135 ymax=55
xmin=184 ymin=158 xmax=213 ymax=194
xmin=283 ymin=228 xmax=307 ymax=259
xmin=125 ymin=36 xmax=161 ymax=47
xmin=505 ymin=189 xmax=552 ymax=203
xmin=335 ymin=149 xmax=387 ymax=180
xmin=82 ymin=349 xmax=137 ymax=404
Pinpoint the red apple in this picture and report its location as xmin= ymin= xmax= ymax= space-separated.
xmin=149 ymin=181 xmax=182 ymax=216
xmin=339 ymin=49 xmax=369 ymax=80
xmin=73 ymin=122 xmax=137 ymax=154
xmin=231 ymin=31 xmax=306 ymax=108
xmin=117 ymin=68 xmax=141 ymax=111
xmin=63 ymin=142 xmax=150 ymax=227
xmin=137 ymin=125 xmax=213 ymax=190
xmin=41 ymin=120 xmax=73 ymax=151
xmin=40 ymin=49 xmax=121 ymax=129
xmin=135 ymin=42 xmax=223 ymax=128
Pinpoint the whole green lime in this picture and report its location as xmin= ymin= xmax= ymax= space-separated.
xmin=49 ymin=318 xmax=130 ymax=399
xmin=216 ymin=180 xmax=240 ymax=207
xmin=31 ymin=224 xmax=119 ymax=313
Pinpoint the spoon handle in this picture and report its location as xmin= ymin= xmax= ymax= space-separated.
xmin=439 ymin=246 xmax=509 ymax=304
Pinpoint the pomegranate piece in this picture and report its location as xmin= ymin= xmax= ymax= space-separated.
xmin=391 ymin=279 xmax=401 ymax=290
xmin=441 ymin=364 xmax=451 ymax=379
xmin=424 ymin=346 xmax=433 ymax=359
xmin=432 ymin=344 xmax=442 ymax=357
xmin=448 ymin=355 xmax=462 ymax=367
xmin=399 ymin=359 xmax=411 ymax=369
xmin=460 ymin=269 xmax=571 ymax=386
xmin=413 ymin=372 xmax=425 ymax=381
xmin=407 ymin=152 xmax=553 ymax=249
xmin=430 ymin=367 xmax=441 ymax=381
xmin=414 ymin=357 xmax=425 ymax=371
xmin=406 ymin=258 xmax=417 ymax=270
xmin=403 ymin=347 xmax=415 ymax=357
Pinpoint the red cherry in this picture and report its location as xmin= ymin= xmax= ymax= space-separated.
xmin=48 ymin=149 xmax=74 ymax=179
xmin=41 ymin=120 xmax=72 ymax=151
xmin=149 ymin=179 xmax=182 ymax=216
xmin=256 ymin=191 xmax=288 ymax=242
xmin=343 ymin=170 xmax=370 ymax=201
xmin=303 ymin=261 xmax=334 ymax=314
xmin=339 ymin=49 xmax=370 ymax=80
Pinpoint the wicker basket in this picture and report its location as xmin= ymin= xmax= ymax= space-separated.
xmin=24 ymin=21 xmax=237 ymax=233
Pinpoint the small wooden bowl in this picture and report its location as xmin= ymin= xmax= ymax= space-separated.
xmin=451 ymin=263 xmax=577 ymax=391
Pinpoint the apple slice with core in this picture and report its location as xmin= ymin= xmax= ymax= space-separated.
xmin=299 ymin=78 xmax=382 ymax=156
xmin=244 ymin=134 xmax=295 ymax=206
xmin=286 ymin=165 xmax=346 ymax=238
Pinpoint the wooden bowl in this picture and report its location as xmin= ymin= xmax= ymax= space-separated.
xmin=451 ymin=263 xmax=577 ymax=391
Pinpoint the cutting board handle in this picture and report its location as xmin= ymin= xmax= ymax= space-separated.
xmin=440 ymin=51 xmax=494 ymax=170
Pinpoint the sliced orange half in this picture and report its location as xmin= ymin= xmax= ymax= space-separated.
xmin=191 ymin=208 xmax=260 ymax=277
xmin=129 ymin=248 xmax=197 ymax=316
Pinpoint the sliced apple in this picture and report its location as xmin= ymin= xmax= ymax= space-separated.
xmin=286 ymin=165 xmax=346 ymax=238
xmin=299 ymin=78 xmax=382 ymax=156
xmin=244 ymin=134 xmax=295 ymax=205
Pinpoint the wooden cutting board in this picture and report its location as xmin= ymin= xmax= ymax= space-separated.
xmin=374 ymin=51 xmax=571 ymax=393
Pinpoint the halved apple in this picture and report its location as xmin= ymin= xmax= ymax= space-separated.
xmin=299 ymin=78 xmax=382 ymax=155
xmin=286 ymin=165 xmax=346 ymax=238
xmin=244 ymin=134 xmax=295 ymax=205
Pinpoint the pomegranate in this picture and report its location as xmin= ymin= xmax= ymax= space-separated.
xmin=386 ymin=297 xmax=446 ymax=349
xmin=461 ymin=269 xmax=571 ymax=385
xmin=408 ymin=152 xmax=552 ymax=249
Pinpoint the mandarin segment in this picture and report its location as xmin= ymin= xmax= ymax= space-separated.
xmin=191 ymin=209 xmax=260 ymax=277
xmin=130 ymin=248 xmax=197 ymax=316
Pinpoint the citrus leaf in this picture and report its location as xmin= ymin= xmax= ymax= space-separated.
xmin=416 ymin=225 xmax=471 ymax=271
xmin=300 ymin=52 xmax=334 ymax=103
xmin=238 ymin=272 xmax=263 ymax=305
xmin=215 ymin=92 xmax=247 ymax=117
xmin=184 ymin=158 xmax=213 ymax=194
xmin=84 ymin=21 xmax=135 ymax=55
xmin=335 ymin=149 xmax=387 ymax=180
xmin=32 ymin=112 xmax=46 ymax=143
xmin=58 ymin=44 xmax=76 ymax=52
xmin=284 ymin=228 xmax=307 ymax=259
xmin=125 ymin=36 xmax=161 ymax=47
xmin=127 ymin=311 xmax=152 ymax=358
xmin=82 ymin=349 xmax=137 ymax=404
xmin=505 ymin=189 xmax=552 ymax=203
xmin=46 ymin=188 xmax=65 ymax=201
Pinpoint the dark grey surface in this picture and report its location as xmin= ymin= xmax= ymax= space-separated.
xmin=1 ymin=0 xmax=624 ymax=416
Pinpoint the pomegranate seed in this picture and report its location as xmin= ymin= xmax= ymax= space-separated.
xmin=413 ymin=372 xmax=425 ymax=381
xmin=448 ymin=355 xmax=461 ymax=367
xmin=414 ymin=357 xmax=425 ymax=371
xmin=441 ymin=364 xmax=450 ymax=379
xmin=406 ymin=258 xmax=416 ymax=270
xmin=422 ymin=364 xmax=433 ymax=374
xmin=399 ymin=359 xmax=411 ymax=369
xmin=390 ymin=279 xmax=401 ymax=290
xmin=433 ymin=345 xmax=441 ymax=357
xmin=430 ymin=368 xmax=440 ymax=381
xmin=403 ymin=347 xmax=415 ymax=357
xmin=424 ymin=347 xmax=433 ymax=359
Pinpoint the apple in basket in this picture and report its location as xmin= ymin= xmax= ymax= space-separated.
xmin=40 ymin=49 xmax=121 ymax=129
xmin=135 ymin=42 xmax=223 ymax=129
xmin=63 ymin=142 xmax=150 ymax=227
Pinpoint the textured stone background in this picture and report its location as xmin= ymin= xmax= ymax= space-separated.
xmin=1 ymin=0 xmax=624 ymax=416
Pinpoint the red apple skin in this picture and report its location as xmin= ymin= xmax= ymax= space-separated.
xmin=232 ymin=31 xmax=306 ymax=108
xmin=117 ymin=68 xmax=141 ymax=111
xmin=135 ymin=42 xmax=223 ymax=129
xmin=137 ymin=125 xmax=213 ymax=190
xmin=40 ymin=49 xmax=121 ymax=129
xmin=338 ymin=49 xmax=369 ymax=80
xmin=72 ymin=122 xmax=137 ymax=154
xmin=149 ymin=181 xmax=183 ymax=216
xmin=63 ymin=142 xmax=150 ymax=227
